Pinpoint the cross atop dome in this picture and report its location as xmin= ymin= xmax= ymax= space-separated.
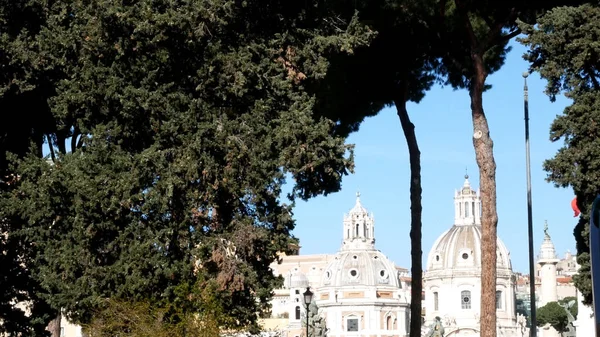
xmin=463 ymin=168 xmax=471 ymax=189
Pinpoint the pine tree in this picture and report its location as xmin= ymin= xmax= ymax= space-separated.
xmin=519 ymin=2 xmax=600 ymax=305
xmin=0 ymin=0 xmax=374 ymax=333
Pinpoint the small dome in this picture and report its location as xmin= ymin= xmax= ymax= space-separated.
xmin=426 ymin=224 xmax=512 ymax=271
xmin=321 ymin=250 xmax=399 ymax=288
xmin=287 ymin=270 xmax=309 ymax=289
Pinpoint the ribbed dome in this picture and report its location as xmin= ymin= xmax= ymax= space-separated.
xmin=286 ymin=270 xmax=309 ymax=289
xmin=426 ymin=224 xmax=512 ymax=271
xmin=321 ymin=250 xmax=399 ymax=288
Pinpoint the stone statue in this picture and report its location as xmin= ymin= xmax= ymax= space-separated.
xmin=427 ymin=316 xmax=445 ymax=337
xmin=559 ymin=300 xmax=577 ymax=337
xmin=302 ymin=302 xmax=328 ymax=337
xmin=544 ymin=220 xmax=549 ymax=236
xmin=517 ymin=313 xmax=527 ymax=335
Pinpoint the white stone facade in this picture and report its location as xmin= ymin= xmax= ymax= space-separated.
xmin=317 ymin=194 xmax=410 ymax=337
xmin=423 ymin=176 xmax=521 ymax=337
xmin=263 ymin=194 xmax=410 ymax=337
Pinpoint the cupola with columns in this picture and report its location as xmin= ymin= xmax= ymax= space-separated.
xmin=341 ymin=192 xmax=376 ymax=251
xmin=454 ymin=173 xmax=482 ymax=226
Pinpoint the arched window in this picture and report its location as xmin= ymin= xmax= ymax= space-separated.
xmin=461 ymin=290 xmax=471 ymax=309
xmin=355 ymin=224 xmax=359 ymax=236
xmin=465 ymin=202 xmax=469 ymax=217
xmin=364 ymin=223 xmax=367 ymax=237
xmin=496 ymin=291 xmax=503 ymax=310
xmin=433 ymin=291 xmax=439 ymax=311
xmin=386 ymin=315 xmax=393 ymax=330
xmin=459 ymin=202 xmax=462 ymax=216
xmin=295 ymin=306 xmax=301 ymax=320
xmin=347 ymin=228 xmax=350 ymax=238
xmin=472 ymin=202 xmax=475 ymax=218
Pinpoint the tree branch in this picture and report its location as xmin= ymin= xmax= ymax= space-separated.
xmin=483 ymin=7 xmax=518 ymax=50
xmin=586 ymin=64 xmax=600 ymax=90
xmin=497 ymin=28 xmax=521 ymax=45
xmin=71 ymin=127 xmax=79 ymax=153
xmin=46 ymin=134 xmax=57 ymax=163
xmin=76 ymin=134 xmax=85 ymax=149
xmin=454 ymin=0 xmax=480 ymax=53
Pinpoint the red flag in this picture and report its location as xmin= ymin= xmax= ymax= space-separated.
xmin=572 ymin=197 xmax=581 ymax=217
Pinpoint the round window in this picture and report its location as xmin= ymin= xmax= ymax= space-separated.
xmin=462 ymin=296 xmax=470 ymax=303
xmin=380 ymin=270 xmax=389 ymax=279
xmin=353 ymin=255 xmax=358 ymax=260
xmin=462 ymin=253 xmax=469 ymax=260
xmin=325 ymin=270 xmax=332 ymax=279
xmin=349 ymin=269 xmax=358 ymax=278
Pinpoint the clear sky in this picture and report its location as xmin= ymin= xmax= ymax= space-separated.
xmin=286 ymin=40 xmax=576 ymax=274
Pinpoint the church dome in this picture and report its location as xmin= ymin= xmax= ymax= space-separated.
xmin=426 ymin=175 xmax=512 ymax=272
xmin=320 ymin=193 xmax=399 ymax=288
xmin=426 ymin=224 xmax=512 ymax=271
xmin=321 ymin=250 xmax=399 ymax=288
xmin=286 ymin=270 xmax=309 ymax=289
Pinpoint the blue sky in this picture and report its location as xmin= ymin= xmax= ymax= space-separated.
xmin=287 ymin=41 xmax=576 ymax=274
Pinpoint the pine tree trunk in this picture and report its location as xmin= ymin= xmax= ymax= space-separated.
xmin=47 ymin=311 xmax=62 ymax=337
xmin=470 ymin=53 xmax=498 ymax=337
xmin=394 ymin=92 xmax=423 ymax=337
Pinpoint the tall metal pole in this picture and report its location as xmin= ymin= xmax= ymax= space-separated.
xmin=306 ymin=307 xmax=309 ymax=337
xmin=524 ymin=71 xmax=537 ymax=337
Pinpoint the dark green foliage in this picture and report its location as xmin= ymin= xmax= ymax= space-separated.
xmin=520 ymin=3 xmax=600 ymax=305
xmin=559 ymin=296 xmax=578 ymax=319
xmin=537 ymin=301 xmax=570 ymax=333
xmin=0 ymin=0 xmax=374 ymax=333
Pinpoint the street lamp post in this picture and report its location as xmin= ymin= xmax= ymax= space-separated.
xmin=303 ymin=287 xmax=314 ymax=337
xmin=523 ymin=71 xmax=537 ymax=337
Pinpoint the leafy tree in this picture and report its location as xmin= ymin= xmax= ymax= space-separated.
xmin=519 ymin=2 xmax=600 ymax=305
xmin=435 ymin=1 xmax=587 ymax=334
xmin=0 ymin=0 xmax=374 ymax=334
xmin=306 ymin=2 xmax=441 ymax=334
xmin=433 ymin=2 xmax=525 ymax=334
xmin=537 ymin=301 xmax=569 ymax=335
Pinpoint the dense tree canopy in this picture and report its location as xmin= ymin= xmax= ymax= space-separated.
xmin=520 ymin=2 xmax=600 ymax=305
xmin=0 ymin=0 xmax=374 ymax=334
xmin=537 ymin=301 xmax=570 ymax=334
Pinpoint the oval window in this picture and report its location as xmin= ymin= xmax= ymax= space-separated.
xmin=462 ymin=253 xmax=469 ymax=260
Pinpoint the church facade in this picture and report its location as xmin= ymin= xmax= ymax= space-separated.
xmin=316 ymin=194 xmax=410 ymax=337
xmin=263 ymin=194 xmax=411 ymax=337
xmin=423 ymin=176 xmax=523 ymax=337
